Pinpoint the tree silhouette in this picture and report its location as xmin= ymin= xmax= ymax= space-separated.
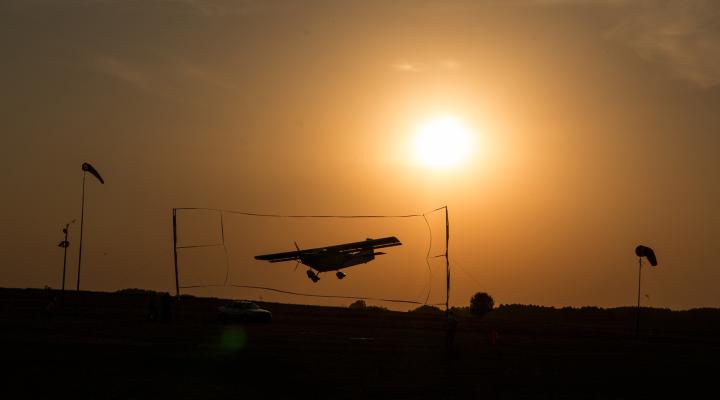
xmin=349 ymin=300 xmax=367 ymax=309
xmin=469 ymin=292 xmax=494 ymax=318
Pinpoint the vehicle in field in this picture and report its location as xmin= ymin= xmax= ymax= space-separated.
xmin=218 ymin=300 xmax=272 ymax=323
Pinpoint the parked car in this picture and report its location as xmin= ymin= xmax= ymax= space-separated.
xmin=218 ymin=300 xmax=272 ymax=323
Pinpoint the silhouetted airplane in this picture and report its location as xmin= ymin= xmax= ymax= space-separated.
xmin=254 ymin=237 xmax=402 ymax=282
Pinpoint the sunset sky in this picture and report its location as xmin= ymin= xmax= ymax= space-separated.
xmin=2 ymin=0 xmax=719 ymax=309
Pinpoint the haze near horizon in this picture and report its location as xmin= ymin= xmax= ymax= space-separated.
xmin=2 ymin=0 xmax=719 ymax=310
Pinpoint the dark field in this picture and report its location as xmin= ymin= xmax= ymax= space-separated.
xmin=2 ymin=288 xmax=718 ymax=399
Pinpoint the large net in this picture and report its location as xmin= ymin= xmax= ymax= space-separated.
xmin=172 ymin=207 xmax=448 ymax=310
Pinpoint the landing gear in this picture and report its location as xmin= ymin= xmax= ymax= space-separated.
xmin=306 ymin=270 xmax=320 ymax=283
xmin=336 ymin=271 xmax=346 ymax=280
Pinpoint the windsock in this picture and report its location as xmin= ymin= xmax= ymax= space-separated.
xmin=82 ymin=162 xmax=105 ymax=184
xmin=635 ymin=245 xmax=657 ymax=266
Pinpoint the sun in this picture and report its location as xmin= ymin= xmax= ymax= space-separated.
xmin=412 ymin=116 xmax=474 ymax=169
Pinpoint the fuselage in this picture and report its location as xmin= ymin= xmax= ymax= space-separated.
xmin=300 ymin=248 xmax=375 ymax=272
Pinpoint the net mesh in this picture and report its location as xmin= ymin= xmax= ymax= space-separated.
xmin=172 ymin=207 xmax=448 ymax=309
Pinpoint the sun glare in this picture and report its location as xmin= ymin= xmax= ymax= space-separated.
xmin=412 ymin=116 xmax=474 ymax=169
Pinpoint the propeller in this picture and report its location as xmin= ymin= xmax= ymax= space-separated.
xmin=294 ymin=241 xmax=301 ymax=271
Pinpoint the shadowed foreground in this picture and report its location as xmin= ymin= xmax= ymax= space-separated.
xmin=2 ymin=288 xmax=717 ymax=399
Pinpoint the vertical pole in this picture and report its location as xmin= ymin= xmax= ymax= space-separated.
xmin=62 ymin=226 xmax=68 ymax=291
xmin=445 ymin=206 xmax=450 ymax=315
xmin=636 ymin=257 xmax=642 ymax=337
xmin=76 ymin=172 xmax=86 ymax=291
xmin=173 ymin=208 xmax=180 ymax=298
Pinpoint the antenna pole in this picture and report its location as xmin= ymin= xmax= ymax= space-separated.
xmin=636 ymin=257 xmax=642 ymax=337
xmin=173 ymin=208 xmax=180 ymax=298
xmin=445 ymin=206 xmax=450 ymax=315
xmin=62 ymin=225 xmax=69 ymax=291
xmin=76 ymin=172 xmax=86 ymax=291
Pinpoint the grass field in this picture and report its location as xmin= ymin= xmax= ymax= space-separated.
xmin=2 ymin=288 xmax=717 ymax=399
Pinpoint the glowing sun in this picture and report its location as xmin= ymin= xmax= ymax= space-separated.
xmin=412 ymin=116 xmax=474 ymax=169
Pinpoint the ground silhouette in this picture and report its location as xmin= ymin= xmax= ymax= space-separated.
xmin=3 ymin=288 xmax=718 ymax=399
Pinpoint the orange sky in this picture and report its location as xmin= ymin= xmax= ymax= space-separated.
xmin=1 ymin=0 xmax=719 ymax=310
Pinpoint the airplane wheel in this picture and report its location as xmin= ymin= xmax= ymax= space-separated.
xmin=307 ymin=270 xmax=320 ymax=282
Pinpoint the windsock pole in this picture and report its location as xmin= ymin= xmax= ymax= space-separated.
xmin=76 ymin=171 xmax=86 ymax=291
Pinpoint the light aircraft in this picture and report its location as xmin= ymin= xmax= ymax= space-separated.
xmin=254 ymin=236 xmax=402 ymax=282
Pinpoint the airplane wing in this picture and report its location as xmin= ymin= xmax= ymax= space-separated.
xmin=254 ymin=236 xmax=402 ymax=262
xmin=324 ymin=236 xmax=402 ymax=253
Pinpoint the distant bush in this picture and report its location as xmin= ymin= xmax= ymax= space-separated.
xmin=349 ymin=300 xmax=387 ymax=312
xmin=410 ymin=304 xmax=443 ymax=314
xmin=487 ymin=304 xmax=667 ymax=325
xmin=349 ymin=300 xmax=367 ymax=309
xmin=449 ymin=306 xmax=472 ymax=318
xmin=115 ymin=288 xmax=158 ymax=295
xmin=469 ymin=292 xmax=494 ymax=318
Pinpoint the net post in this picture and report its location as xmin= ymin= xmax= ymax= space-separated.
xmin=173 ymin=208 xmax=180 ymax=298
xmin=445 ymin=206 xmax=450 ymax=315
